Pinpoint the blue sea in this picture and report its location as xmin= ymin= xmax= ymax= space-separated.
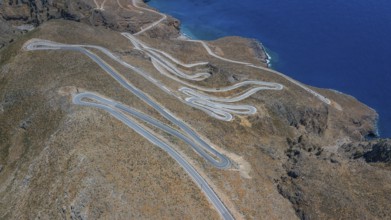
xmin=147 ymin=0 xmax=391 ymax=137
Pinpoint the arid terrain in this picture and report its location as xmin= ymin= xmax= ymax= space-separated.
xmin=0 ymin=1 xmax=390 ymax=219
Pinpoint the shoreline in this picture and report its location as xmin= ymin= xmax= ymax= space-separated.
xmin=143 ymin=0 xmax=383 ymax=138
xmin=144 ymin=0 xmax=272 ymax=67
xmin=256 ymin=40 xmax=272 ymax=67
xmin=144 ymin=0 xmax=273 ymax=67
xmin=178 ymin=28 xmax=272 ymax=67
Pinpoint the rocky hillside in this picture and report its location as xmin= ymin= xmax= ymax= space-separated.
xmin=0 ymin=1 xmax=390 ymax=219
xmin=0 ymin=0 xmax=180 ymax=49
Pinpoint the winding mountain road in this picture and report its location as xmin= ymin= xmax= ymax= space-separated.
xmin=24 ymin=40 xmax=230 ymax=167
xmin=24 ymin=36 xmax=284 ymax=218
xmin=128 ymin=0 xmax=332 ymax=105
xmin=25 ymin=39 xmax=234 ymax=219
xmin=132 ymin=0 xmax=167 ymax=36
xmin=23 ymin=1 xmax=332 ymax=218
xmin=93 ymin=0 xmax=107 ymax=10
xmin=121 ymin=32 xmax=284 ymax=120
xmin=27 ymin=36 xmax=282 ymax=121
xmin=73 ymin=92 xmax=233 ymax=220
xmin=25 ymin=20 xmax=325 ymax=218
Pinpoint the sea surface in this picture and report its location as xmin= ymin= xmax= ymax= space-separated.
xmin=147 ymin=0 xmax=391 ymax=137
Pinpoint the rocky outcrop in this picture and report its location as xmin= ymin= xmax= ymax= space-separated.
xmin=278 ymin=136 xmax=391 ymax=219
xmin=271 ymin=102 xmax=329 ymax=135
xmin=1 ymin=0 xmax=87 ymax=25
xmin=364 ymin=140 xmax=391 ymax=163
xmin=340 ymin=139 xmax=391 ymax=164
xmin=0 ymin=0 xmax=180 ymax=49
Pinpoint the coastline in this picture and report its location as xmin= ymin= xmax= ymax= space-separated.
xmin=176 ymin=24 xmax=381 ymax=138
xmin=145 ymin=0 xmax=388 ymax=138
xmin=178 ymin=26 xmax=272 ymax=67
xmin=256 ymin=40 xmax=272 ymax=67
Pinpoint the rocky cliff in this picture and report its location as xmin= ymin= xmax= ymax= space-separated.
xmin=0 ymin=0 xmax=180 ymax=49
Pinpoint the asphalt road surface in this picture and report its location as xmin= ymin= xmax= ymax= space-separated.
xmin=25 ymin=40 xmax=234 ymax=219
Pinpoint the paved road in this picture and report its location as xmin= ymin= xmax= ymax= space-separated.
xmin=28 ymin=36 xmax=278 ymax=121
xmin=93 ymin=0 xmax=107 ymax=10
xmin=132 ymin=0 xmax=167 ymax=36
xmin=25 ymin=40 xmax=230 ymax=168
xmin=22 ymin=2 xmax=332 ymax=219
xmin=128 ymin=0 xmax=332 ymax=105
xmin=72 ymin=92 xmax=229 ymax=167
xmin=184 ymin=39 xmax=331 ymax=105
xmin=123 ymin=33 xmax=210 ymax=81
xmin=25 ymin=39 xmax=234 ymax=219
xmin=121 ymin=33 xmax=284 ymax=120
xmin=73 ymin=92 xmax=233 ymax=220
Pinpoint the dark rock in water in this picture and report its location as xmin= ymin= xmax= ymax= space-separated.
xmin=365 ymin=131 xmax=379 ymax=140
